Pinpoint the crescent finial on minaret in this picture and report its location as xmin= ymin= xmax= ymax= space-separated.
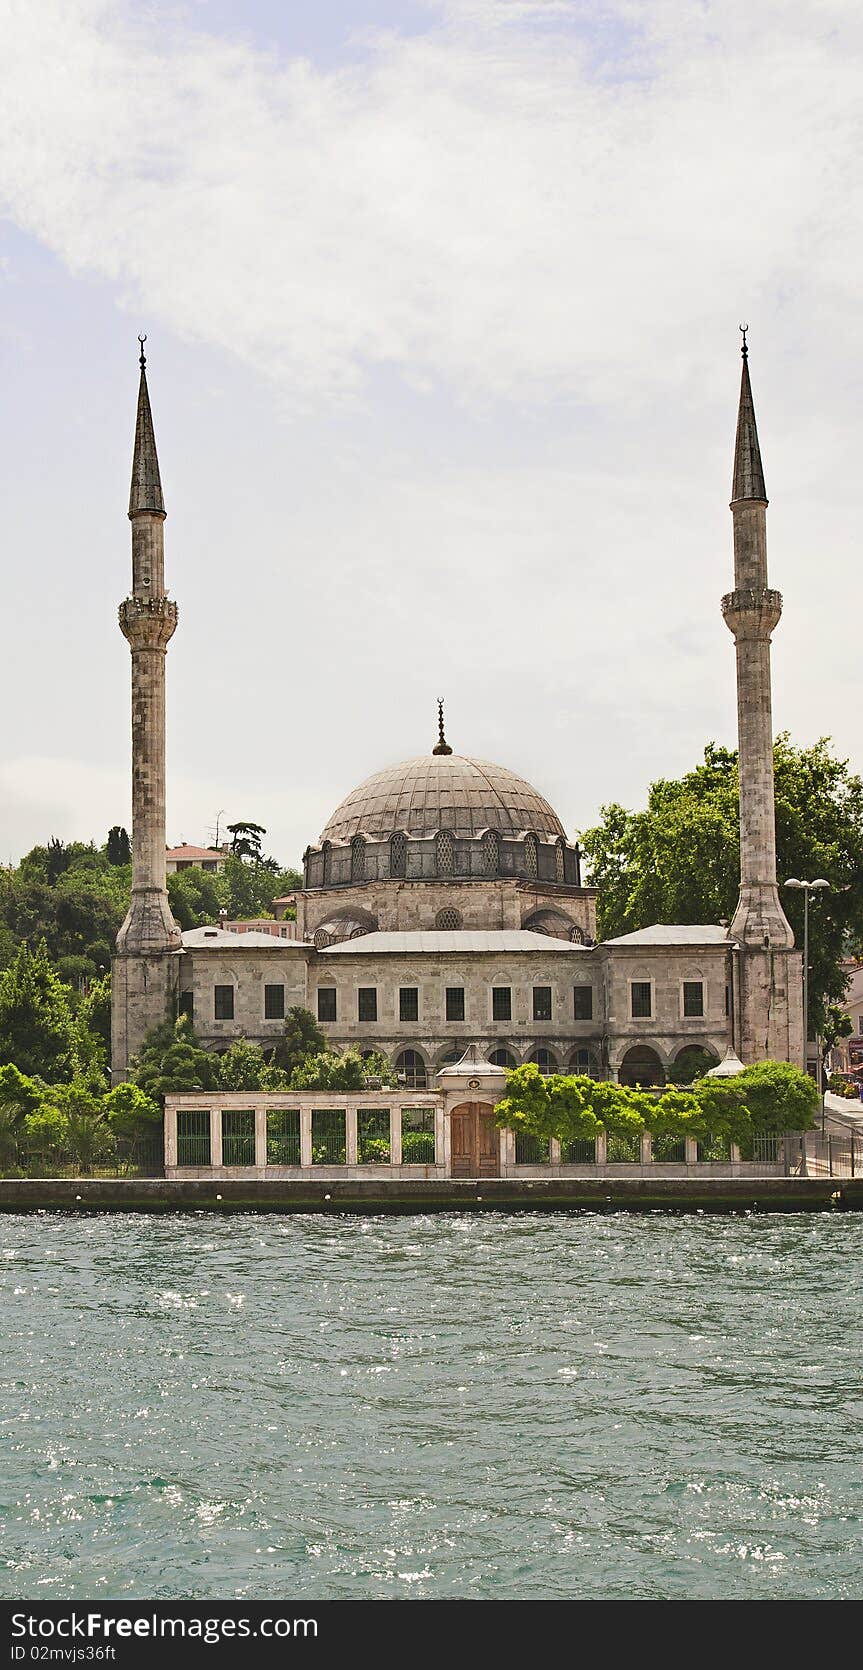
xmin=432 ymin=697 xmax=453 ymax=756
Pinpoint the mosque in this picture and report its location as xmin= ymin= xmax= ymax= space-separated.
xmin=111 ymin=336 xmax=804 ymax=1093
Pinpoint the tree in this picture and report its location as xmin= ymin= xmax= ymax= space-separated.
xmin=271 ymin=1007 xmax=329 ymax=1075
xmin=581 ymin=737 xmax=863 ymax=1033
xmin=0 ymin=942 xmax=77 ymax=1079
xmin=227 ymin=821 xmax=267 ymax=863
xmin=217 ymin=1037 xmax=266 ymax=1091
xmin=106 ymin=827 xmax=131 ymax=866
xmin=129 ymin=1017 xmax=220 ymax=1100
xmin=288 ymin=1048 xmax=382 ymax=1091
xmin=79 ymin=972 xmax=112 ymax=1056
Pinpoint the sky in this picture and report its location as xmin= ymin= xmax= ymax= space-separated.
xmin=0 ymin=0 xmax=860 ymax=870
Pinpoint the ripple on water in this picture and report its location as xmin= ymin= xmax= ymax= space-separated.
xmin=0 ymin=1211 xmax=861 ymax=1599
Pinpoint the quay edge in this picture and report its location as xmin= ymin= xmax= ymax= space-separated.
xmin=0 ymin=1178 xmax=860 ymax=1213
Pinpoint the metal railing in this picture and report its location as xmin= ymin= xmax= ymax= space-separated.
xmin=311 ymin=1109 xmax=346 ymax=1166
xmin=266 ymin=1109 xmax=300 ymax=1166
xmin=1 ymin=1137 xmax=165 ymax=1179
xmin=221 ymin=1109 xmax=255 ymax=1167
xmin=401 ymin=1109 xmax=436 ymax=1165
xmin=358 ymin=1109 xmax=391 ymax=1165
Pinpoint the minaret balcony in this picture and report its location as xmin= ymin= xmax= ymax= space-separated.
xmin=119 ymin=594 xmax=178 ymax=650
xmin=721 ymin=586 xmax=782 ymax=639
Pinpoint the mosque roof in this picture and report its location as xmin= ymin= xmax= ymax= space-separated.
xmin=319 ymin=930 xmax=590 ymax=954
xmin=601 ymin=924 xmax=729 ymax=946
xmin=318 ymin=753 xmax=566 ymax=843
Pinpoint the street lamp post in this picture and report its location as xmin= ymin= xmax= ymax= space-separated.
xmin=784 ymin=877 xmax=830 ymax=1162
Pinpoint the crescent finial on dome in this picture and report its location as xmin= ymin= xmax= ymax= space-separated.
xmin=432 ymin=698 xmax=453 ymax=756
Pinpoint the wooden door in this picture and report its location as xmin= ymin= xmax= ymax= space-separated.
xmin=450 ymin=1102 xmax=500 ymax=1178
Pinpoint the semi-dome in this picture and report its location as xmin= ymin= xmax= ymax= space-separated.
xmin=319 ymin=752 xmax=566 ymax=844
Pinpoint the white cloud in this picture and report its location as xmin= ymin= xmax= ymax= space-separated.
xmin=0 ymin=0 xmax=860 ymax=406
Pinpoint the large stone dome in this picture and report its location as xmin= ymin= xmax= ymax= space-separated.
xmin=319 ymin=753 xmax=566 ymax=843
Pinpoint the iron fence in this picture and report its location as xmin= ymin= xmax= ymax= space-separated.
xmin=221 ymin=1109 xmax=255 ymax=1167
xmin=401 ymin=1108 xmax=436 ymax=1165
xmin=651 ymin=1134 xmax=686 ymax=1163
xmin=560 ymin=1138 xmax=596 ymax=1165
xmin=606 ymin=1132 xmax=640 ymax=1164
xmin=2 ymin=1137 xmax=165 ymax=1179
xmin=312 ymin=1109 xmax=346 ymax=1165
xmin=177 ymin=1109 xmax=210 ymax=1167
xmin=358 ymin=1108 xmax=391 ymax=1165
xmin=266 ymin=1109 xmax=300 ymax=1166
xmin=515 ymin=1133 xmax=550 ymax=1164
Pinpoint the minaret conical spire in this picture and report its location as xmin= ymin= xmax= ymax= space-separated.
xmin=128 ymin=335 xmax=165 ymax=517
xmin=731 ymin=325 xmax=766 ymax=503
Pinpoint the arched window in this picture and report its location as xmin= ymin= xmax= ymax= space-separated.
xmin=436 ymin=830 xmax=455 ymax=877
xmin=482 ymin=830 xmax=500 ymax=876
xmin=618 ymin=1045 xmax=665 ymax=1087
xmin=555 ymin=838 xmax=566 ymax=883
xmin=438 ymin=1048 xmax=461 ymax=1067
xmin=395 ymin=1049 xmax=427 ymax=1089
xmin=435 ymin=907 xmax=463 ymax=931
xmin=390 ymin=831 xmax=407 ymax=878
xmin=350 ymin=835 xmax=366 ymax=881
xmin=489 ymin=1048 xmax=517 ymax=1070
xmin=321 ymin=840 xmax=331 ymax=885
xmin=528 ymin=1047 xmax=557 ymax=1075
xmin=524 ymin=833 xmax=539 ymax=880
xmin=568 ymin=1047 xmax=599 ymax=1079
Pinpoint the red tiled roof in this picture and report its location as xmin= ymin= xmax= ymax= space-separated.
xmin=166 ymin=844 xmax=224 ymax=860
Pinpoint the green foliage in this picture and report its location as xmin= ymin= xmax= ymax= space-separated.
xmin=129 ymin=1016 xmax=220 ymax=1100
xmin=0 ymin=942 xmax=78 ymax=1079
xmin=734 ymin=1060 xmax=820 ymax=1132
xmin=495 ymin=1060 xmax=818 ymax=1150
xmin=101 ymin=1082 xmax=161 ymax=1139
xmin=106 ymin=827 xmax=131 ymax=866
xmin=666 ymin=1047 xmax=717 ymax=1085
xmin=227 ymin=821 xmax=267 ymax=862
xmin=358 ymin=1050 xmax=398 ymax=1088
xmin=289 ymin=1049 xmax=366 ymax=1091
xmin=273 ymin=1007 xmax=330 ymax=1075
xmin=581 ymin=737 xmax=863 ymax=1033
xmin=78 ymin=972 xmax=112 ymax=1055
xmin=217 ymin=1036 xmax=267 ymax=1091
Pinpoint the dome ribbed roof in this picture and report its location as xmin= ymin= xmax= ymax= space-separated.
xmin=319 ymin=754 xmax=566 ymax=843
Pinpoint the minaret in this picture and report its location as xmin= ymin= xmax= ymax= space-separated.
xmin=112 ymin=339 xmax=181 ymax=1074
xmin=721 ymin=330 xmax=800 ymax=1063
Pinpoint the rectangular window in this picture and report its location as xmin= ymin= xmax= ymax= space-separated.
xmin=266 ymin=1109 xmax=300 ymax=1166
xmin=533 ymin=986 xmax=552 ymax=1021
xmin=401 ymin=1107 xmax=436 ymax=1165
xmin=312 ymin=1109 xmax=346 ymax=1165
xmin=358 ymin=987 xmax=378 ymax=1022
xmin=399 ymin=987 xmax=419 ymax=1022
xmin=573 ymin=986 xmax=593 ymax=1021
xmin=317 ymin=987 xmax=337 ymax=1023
xmin=176 ymin=1109 xmax=210 ymax=1167
xmin=221 ymin=1109 xmax=255 ymax=1166
xmin=178 ymin=989 xmax=194 ymax=1022
xmin=358 ymin=1108 xmax=391 ymax=1164
xmin=630 ymin=981 xmax=652 ymax=1019
xmin=214 ymin=984 xmax=234 ymax=1021
xmin=683 ymin=980 xmax=704 ymax=1018
xmin=492 ymin=986 xmax=512 ymax=1021
xmin=446 ymin=986 xmax=465 ymax=1022
xmin=264 ymin=983 xmax=285 ymax=1020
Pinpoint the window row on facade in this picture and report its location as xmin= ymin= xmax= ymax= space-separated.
xmin=182 ymin=977 xmax=711 ymax=1025
xmin=316 ymin=982 xmax=596 ymax=1025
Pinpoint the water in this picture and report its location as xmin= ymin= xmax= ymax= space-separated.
xmin=1 ymin=1211 xmax=861 ymax=1600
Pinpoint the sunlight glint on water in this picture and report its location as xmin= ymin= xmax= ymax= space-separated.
xmin=1 ymin=1211 xmax=861 ymax=1599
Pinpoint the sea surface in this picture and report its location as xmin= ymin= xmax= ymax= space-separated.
xmin=1 ymin=1210 xmax=861 ymax=1600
